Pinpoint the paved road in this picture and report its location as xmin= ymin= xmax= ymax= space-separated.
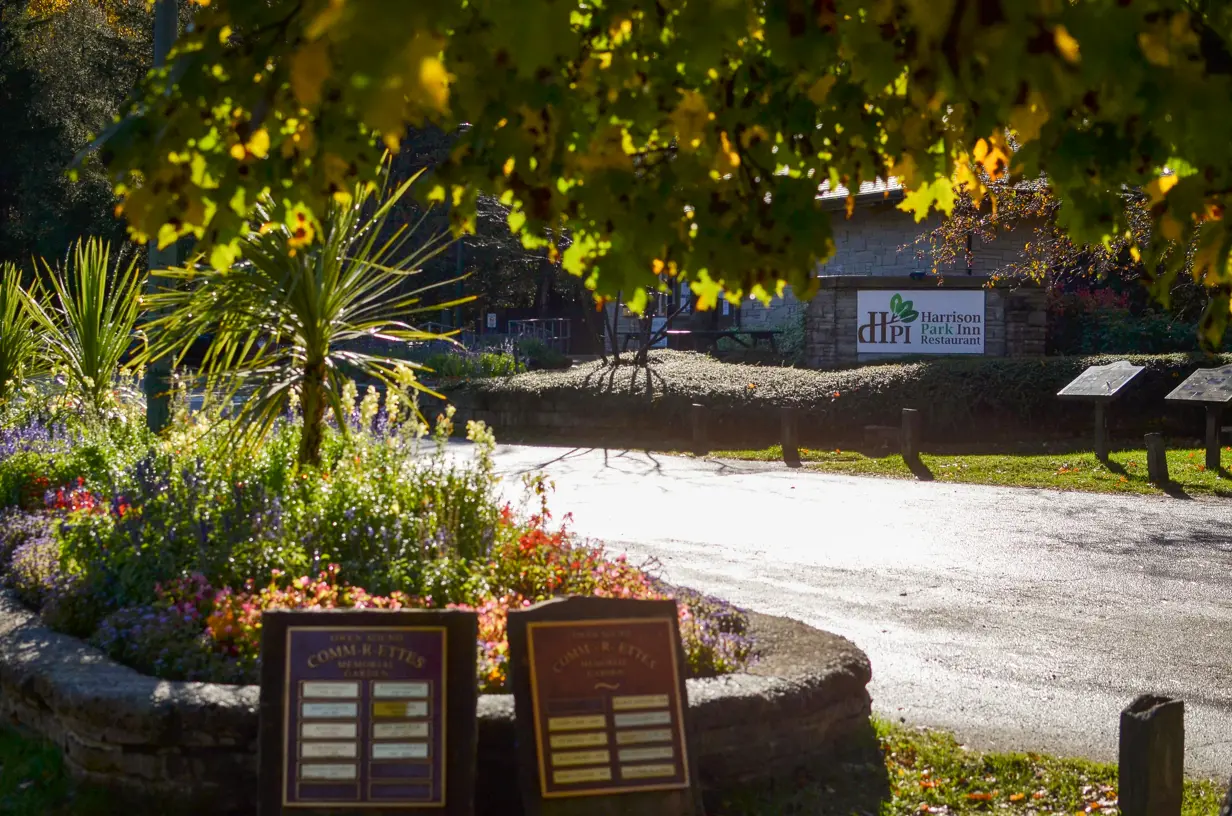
xmin=474 ymin=443 xmax=1232 ymax=779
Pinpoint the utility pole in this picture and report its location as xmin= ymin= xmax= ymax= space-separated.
xmin=144 ymin=0 xmax=179 ymax=432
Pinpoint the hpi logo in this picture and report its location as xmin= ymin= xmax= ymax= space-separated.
xmin=858 ymin=293 xmax=919 ymax=345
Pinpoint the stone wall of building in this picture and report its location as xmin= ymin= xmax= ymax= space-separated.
xmin=804 ymin=276 xmax=1046 ymax=369
xmin=601 ymin=204 xmax=1042 ymax=355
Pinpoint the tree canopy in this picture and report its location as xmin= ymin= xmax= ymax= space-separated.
xmin=98 ymin=0 xmax=1232 ymax=320
xmin=0 ymin=0 xmax=152 ymax=262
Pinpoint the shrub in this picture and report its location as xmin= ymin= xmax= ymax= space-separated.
xmin=1048 ymin=288 xmax=1200 ymax=355
xmin=0 ymin=509 xmax=51 ymax=566
xmin=423 ymin=347 xmax=525 ymax=379
xmin=6 ymin=534 xmax=61 ymax=609
xmin=517 ymin=338 xmax=570 ymax=371
xmin=449 ymin=350 xmax=1232 ymax=444
xmin=92 ymin=574 xmax=252 ymax=683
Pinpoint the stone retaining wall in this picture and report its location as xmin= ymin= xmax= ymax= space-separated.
xmin=0 ymin=591 xmax=872 ymax=815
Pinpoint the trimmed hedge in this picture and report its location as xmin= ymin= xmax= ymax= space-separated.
xmin=443 ymin=350 xmax=1232 ymax=447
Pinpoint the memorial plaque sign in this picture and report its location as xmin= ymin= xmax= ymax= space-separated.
xmin=258 ymin=610 xmax=478 ymax=816
xmin=1166 ymin=365 xmax=1232 ymax=470
xmin=1057 ymin=360 xmax=1145 ymax=402
xmin=507 ymin=597 xmax=702 ymax=816
xmin=1056 ymin=361 xmax=1146 ymax=460
xmin=1165 ymin=364 xmax=1232 ymax=404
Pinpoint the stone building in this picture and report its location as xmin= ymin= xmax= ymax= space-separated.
xmin=608 ymin=178 xmax=1047 ymax=366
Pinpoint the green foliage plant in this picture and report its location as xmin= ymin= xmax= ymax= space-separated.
xmin=23 ymin=238 xmax=143 ymax=416
xmin=0 ymin=263 xmax=44 ymax=405
xmin=139 ymin=166 xmax=469 ymax=466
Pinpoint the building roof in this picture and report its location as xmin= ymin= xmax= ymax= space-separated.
xmin=816 ymin=177 xmax=905 ymax=210
xmin=816 ymin=177 xmax=903 ymax=200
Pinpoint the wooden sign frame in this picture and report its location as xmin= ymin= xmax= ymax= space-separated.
xmin=258 ymin=609 xmax=478 ymax=816
xmin=507 ymin=597 xmax=703 ymax=816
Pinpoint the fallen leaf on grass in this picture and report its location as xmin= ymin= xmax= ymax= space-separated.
xmin=1009 ymin=792 xmax=1026 ymax=802
xmin=966 ymin=791 xmax=993 ymax=801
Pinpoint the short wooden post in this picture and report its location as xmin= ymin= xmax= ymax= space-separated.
xmin=1206 ymin=406 xmax=1222 ymax=471
xmin=1145 ymin=433 xmax=1169 ymax=485
xmin=901 ymin=409 xmax=921 ymax=461
xmin=1094 ymin=402 xmax=1109 ymax=460
xmin=1118 ymin=694 xmax=1184 ymax=816
xmin=781 ymin=407 xmax=799 ymax=464
xmin=691 ymin=404 xmax=709 ymax=457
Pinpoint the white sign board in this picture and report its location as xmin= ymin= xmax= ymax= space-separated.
xmin=856 ymin=290 xmax=985 ymax=354
xmin=486 ymin=313 xmax=497 ymax=329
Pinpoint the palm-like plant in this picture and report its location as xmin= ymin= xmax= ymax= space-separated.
xmin=24 ymin=239 xmax=144 ymax=415
xmin=0 ymin=263 xmax=44 ymax=405
xmin=140 ymin=168 xmax=466 ymax=466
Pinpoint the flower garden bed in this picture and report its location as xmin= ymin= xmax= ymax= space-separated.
xmin=0 ymin=393 xmax=873 ymax=812
xmin=0 ymin=395 xmax=753 ymax=691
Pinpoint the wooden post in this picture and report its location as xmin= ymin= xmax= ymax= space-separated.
xmin=1118 ymin=694 xmax=1184 ymax=816
xmin=691 ymin=404 xmax=708 ymax=457
xmin=901 ymin=409 xmax=921 ymax=461
xmin=1205 ymin=405 xmax=1222 ymax=471
xmin=1094 ymin=402 xmax=1109 ymax=460
xmin=781 ymin=407 xmax=799 ymax=464
xmin=1145 ymin=434 xmax=1169 ymax=485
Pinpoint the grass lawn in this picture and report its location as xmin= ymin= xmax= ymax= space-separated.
xmin=3 ymin=720 xmax=1225 ymax=816
xmin=0 ymin=726 xmax=112 ymax=815
xmin=724 ymin=719 xmax=1228 ymax=815
xmin=708 ymin=444 xmax=1232 ymax=498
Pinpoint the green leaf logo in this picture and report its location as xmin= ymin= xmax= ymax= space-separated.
xmin=890 ymin=293 xmax=918 ymax=323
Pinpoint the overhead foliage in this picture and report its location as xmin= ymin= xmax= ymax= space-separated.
xmin=97 ymin=1 xmax=1232 ymax=324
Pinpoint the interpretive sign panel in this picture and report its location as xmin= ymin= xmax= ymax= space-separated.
xmin=258 ymin=610 xmax=478 ymax=816
xmin=507 ymin=597 xmax=702 ymax=816
xmin=1057 ymin=360 xmax=1145 ymax=402
xmin=1165 ymin=365 xmax=1232 ymax=404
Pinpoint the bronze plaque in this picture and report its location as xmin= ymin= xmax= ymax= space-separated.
xmin=526 ymin=618 xmax=690 ymax=798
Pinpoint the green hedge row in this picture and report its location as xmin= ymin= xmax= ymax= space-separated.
xmin=447 ymin=350 xmax=1232 ymax=446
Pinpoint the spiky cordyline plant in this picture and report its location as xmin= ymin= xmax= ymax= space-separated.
xmin=0 ymin=262 xmax=44 ymax=406
xmin=139 ymin=169 xmax=467 ymax=466
xmin=23 ymin=238 xmax=144 ymax=415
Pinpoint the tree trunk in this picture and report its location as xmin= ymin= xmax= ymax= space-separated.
xmin=634 ymin=315 xmax=652 ymax=367
xmin=298 ymin=358 xmax=327 ymax=467
xmin=536 ymin=255 xmax=554 ymax=318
